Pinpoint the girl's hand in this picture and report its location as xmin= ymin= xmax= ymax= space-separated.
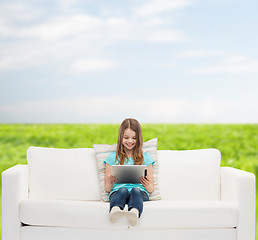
xmin=106 ymin=175 xmax=117 ymax=185
xmin=105 ymin=175 xmax=117 ymax=192
xmin=105 ymin=163 xmax=117 ymax=193
xmin=140 ymin=176 xmax=154 ymax=193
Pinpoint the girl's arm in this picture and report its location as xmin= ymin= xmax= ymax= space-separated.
xmin=105 ymin=163 xmax=117 ymax=193
xmin=140 ymin=164 xmax=154 ymax=193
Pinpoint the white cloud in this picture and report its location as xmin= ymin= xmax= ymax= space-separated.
xmin=0 ymin=12 xmax=187 ymax=72
xmin=1 ymin=95 xmax=257 ymax=123
xmin=147 ymin=30 xmax=187 ymax=42
xmin=221 ymin=56 xmax=248 ymax=64
xmin=0 ymin=0 xmax=191 ymax=73
xmin=193 ymin=59 xmax=258 ymax=74
xmin=0 ymin=13 xmax=112 ymax=71
xmin=141 ymin=17 xmax=167 ymax=27
xmin=70 ymin=59 xmax=119 ymax=73
xmin=2 ymin=13 xmax=186 ymax=44
xmin=179 ymin=49 xmax=227 ymax=58
xmin=178 ymin=49 xmax=258 ymax=75
xmin=0 ymin=19 xmax=11 ymax=37
xmin=0 ymin=3 xmax=41 ymax=23
xmin=0 ymin=40 xmax=80 ymax=71
xmin=56 ymin=0 xmax=84 ymax=12
xmin=0 ymin=46 xmax=43 ymax=71
xmin=133 ymin=0 xmax=192 ymax=18
xmin=8 ymin=14 xmax=103 ymax=41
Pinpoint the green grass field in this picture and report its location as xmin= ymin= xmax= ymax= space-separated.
xmin=1 ymin=124 xmax=257 ymax=239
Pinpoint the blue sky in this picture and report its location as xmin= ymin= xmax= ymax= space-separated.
xmin=0 ymin=0 xmax=258 ymax=123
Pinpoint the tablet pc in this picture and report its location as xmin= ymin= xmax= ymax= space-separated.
xmin=111 ymin=165 xmax=147 ymax=184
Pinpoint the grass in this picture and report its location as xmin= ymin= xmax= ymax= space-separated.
xmin=0 ymin=124 xmax=257 ymax=239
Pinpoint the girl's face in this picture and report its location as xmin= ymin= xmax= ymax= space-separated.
xmin=122 ymin=128 xmax=137 ymax=153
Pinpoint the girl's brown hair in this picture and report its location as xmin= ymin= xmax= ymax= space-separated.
xmin=116 ymin=118 xmax=143 ymax=165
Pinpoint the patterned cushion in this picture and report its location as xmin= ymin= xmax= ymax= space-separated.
xmin=93 ymin=138 xmax=161 ymax=201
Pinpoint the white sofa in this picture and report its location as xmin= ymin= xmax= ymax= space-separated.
xmin=2 ymin=147 xmax=256 ymax=240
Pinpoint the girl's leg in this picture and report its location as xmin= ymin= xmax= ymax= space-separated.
xmin=128 ymin=187 xmax=149 ymax=218
xmin=109 ymin=187 xmax=129 ymax=212
xmin=109 ymin=188 xmax=129 ymax=223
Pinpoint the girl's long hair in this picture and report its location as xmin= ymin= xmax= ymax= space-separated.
xmin=116 ymin=118 xmax=143 ymax=165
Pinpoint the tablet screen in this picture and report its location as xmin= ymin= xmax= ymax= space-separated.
xmin=111 ymin=165 xmax=147 ymax=183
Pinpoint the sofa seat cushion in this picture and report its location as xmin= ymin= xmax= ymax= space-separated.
xmin=138 ymin=200 xmax=238 ymax=229
xmin=20 ymin=200 xmax=238 ymax=229
xmin=20 ymin=200 xmax=128 ymax=230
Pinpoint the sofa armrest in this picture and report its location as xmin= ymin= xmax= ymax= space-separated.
xmin=2 ymin=164 xmax=29 ymax=240
xmin=221 ymin=166 xmax=256 ymax=240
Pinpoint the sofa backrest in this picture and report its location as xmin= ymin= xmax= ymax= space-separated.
xmin=27 ymin=147 xmax=101 ymax=200
xmin=158 ymin=149 xmax=221 ymax=200
xmin=27 ymin=147 xmax=221 ymax=201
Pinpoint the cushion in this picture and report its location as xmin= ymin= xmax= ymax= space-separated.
xmin=93 ymin=138 xmax=161 ymax=201
xmin=138 ymin=200 xmax=237 ymax=229
xmin=157 ymin=149 xmax=221 ymax=200
xmin=20 ymin=199 xmax=128 ymax=230
xmin=20 ymin=199 xmax=237 ymax=229
xmin=27 ymin=147 xmax=101 ymax=200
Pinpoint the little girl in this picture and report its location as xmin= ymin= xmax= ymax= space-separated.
xmin=104 ymin=118 xmax=155 ymax=226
